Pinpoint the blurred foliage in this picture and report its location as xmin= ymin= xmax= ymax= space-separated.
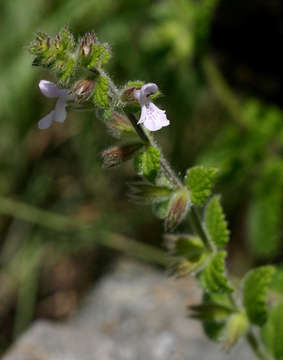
xmin=1 ymin=0 xmax=283 ymax=353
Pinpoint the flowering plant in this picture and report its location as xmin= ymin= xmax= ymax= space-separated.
xmin=28 ymin=27 xmax=281 ymax=360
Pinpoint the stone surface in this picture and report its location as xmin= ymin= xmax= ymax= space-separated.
xmin=3 ymin=259 xmax=255 ymax=360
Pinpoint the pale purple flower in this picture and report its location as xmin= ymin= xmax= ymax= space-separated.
xmin=134 ymin=83 xmax=170 ymax=132
xmin=38 ymin=80 xmax=72 ymax=130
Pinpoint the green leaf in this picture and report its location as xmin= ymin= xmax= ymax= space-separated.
xmin=199 ymin=251 xmax=233 ymax=294
xmin=205 ymin=195 xmax=229 ymax=248
xmin=248 ymin=159 xmax=283 ymax=258
xmin=93 ymin=76 xmax=109 ymax=108
xmin=134 ymin=146 xmax=161 ymax=183
xmin=185 ymin=166 xmax=218 ymax=205
xmin=261 ymin=301 xmax=283 ymax=360
xmin=243 ymin=266 xmax=275 ymax=326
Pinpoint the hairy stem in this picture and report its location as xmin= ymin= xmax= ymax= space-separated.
xmin=246 ymin=331 xmax=271 ymax=360
xmin=126 ymin=112 xmax=266 ymax=360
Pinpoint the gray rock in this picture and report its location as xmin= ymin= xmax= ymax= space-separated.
xmin=3 ymin=260 xmax=255 ymax=360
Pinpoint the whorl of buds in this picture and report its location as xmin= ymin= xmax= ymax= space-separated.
xmin=102 ymin=143 xmax=143 ymax=168
xmin=79 ymin=32 xmax=97 ymax=57
xmin=165 ymin=188 xmax=191 ymax=232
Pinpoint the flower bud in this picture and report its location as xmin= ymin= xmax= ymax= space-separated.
xmin=79 ymin=32 xmax=97 ymax=57
xmin=128 ymin=183 xmax=172 ymax=203
xmin=106 ymin=112 xmax=136 ymax=139
xmin=71 ymin=79 xmax=95 ymax=102
xmin=223 ymin=311 xmax=249 ymax=351
xmin=120 ymin=87 xmax=139 ymax=103
xmin=165 ymin=234 xmax=205 ymax=262
xmin=102 ymin=143 xmax=143 ymax=168
xmin=168 ymin=256 xmax=206 ymax=278
xmin=165 ymin=188 xmax=191 ymax=232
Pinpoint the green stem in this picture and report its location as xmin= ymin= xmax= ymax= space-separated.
xmin=246 ymin=331 xmax=271 ymax=360
xmin=126 ymin=114 xmax=268 ymax=360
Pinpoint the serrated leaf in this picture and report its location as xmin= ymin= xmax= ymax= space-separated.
xmin=248 ymin=159 xmax=283 ymax=257
xmin=199 ymin=251 xmax=233 ymax=294
xmin=261 ymin=301 xmax=283 ymax=360
xmin=134 ymin=146 xmax=161 ymax=183
xmin=205 ymin=195 xmax=229 ymax=248
xmin=243 ymin=266 xmax=275 ymax=326
xmin=93 ymin=76 xmax=109 ymax=108
xmin=185 ymin=166 xmax=218 ymax=205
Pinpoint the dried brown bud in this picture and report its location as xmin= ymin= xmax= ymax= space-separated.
xmin=102 ymin=143 xmax=143 ymax=168
xmin=165 ymin=188 xmax=190 ymax=232
xmin=71 ymin=79 xmax=95 ymax=102
xmin=120 ymin=87 xmax=139 ymax=103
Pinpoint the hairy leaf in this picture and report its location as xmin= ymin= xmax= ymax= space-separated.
xmin=261 ymin=301 xmax=283 ymax=360
xmin=248 ymin=159 xmax=283 ymax=257
xmin=185 ymin=166 xmax=218 ymax=205
xmin=93 ymin=76 xmax=109 ymax=108
xmin=199 ymin=251 xmax=233 ymax=294
xmin=243 ymin=265 xmax=275 ymax=326
xmin=205 ymin=195 xmax=229 ymax=248
xmin=134 ymin=146 xmax=161 ymax=183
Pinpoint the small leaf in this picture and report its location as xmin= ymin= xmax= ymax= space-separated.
xmin=93 ymin=76 xmax=109 ymax=108
xmin=185 ymin=166 xmax=218 ymax=206
xmin=134 ymin=146 xmax=161 ymax=183
xmin=205 ymin=195 xmax=229 ymax=248
xmin=199 ymin=251 xmax=233 ymax=294
xmin=165 ymin=188 xmax=190 ymax=232
xmin=261 ymin=301 xmax=283 ymax=360
xmin=248 ymin=159 xmax=283 ymax=258
xmin=243 ymin=265 xmax=275 ymax=326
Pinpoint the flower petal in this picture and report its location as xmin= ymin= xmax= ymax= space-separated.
xmin=141 ymin=83 xmax=158 ymax=96
xmin=38 ymin=110 xmax=55 ymax=129
xmin=39 ymin=80 xmax=65 ymax=98
xmin=54 ymin=97 xmax=67 ymax=123
xmin=142 ymin=103 xmax=170 ymax=132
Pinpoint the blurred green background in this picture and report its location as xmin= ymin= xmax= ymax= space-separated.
xmin=1 ymin=0 xmax=283 ymax=353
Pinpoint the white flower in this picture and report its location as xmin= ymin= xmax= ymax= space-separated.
xmin=38 ymin=80 xmax=72 ymax=130
xmin=134 ymin=83 xmax=170 ymax=132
